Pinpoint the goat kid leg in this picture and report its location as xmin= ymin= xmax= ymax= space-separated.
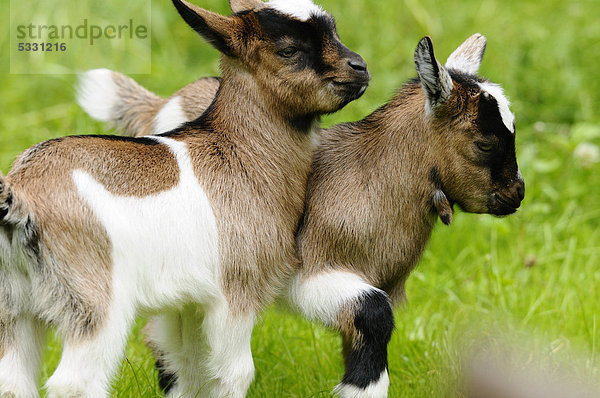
xmin=148 ymin=301 xmax=255 ymax=398
xmin=197 ymin=299 xmax=255 ymax=398
xmin=290 ymin=271 xmax=394 ymax=398
xmin=0 ymin=315 xmax=46 ymax=397
xmin=144 ymin=312 xmax=182 ymax=394
xmin=147 ymin=306 xmax=212 ymax=398
xmin=44 ymin=299 xmax=135 ymax=398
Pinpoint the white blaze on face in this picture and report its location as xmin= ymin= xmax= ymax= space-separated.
xmin=478 ymin=82 xmax=515 ymax=134
xmin=266 ymin=0 xmax=326 ymax=21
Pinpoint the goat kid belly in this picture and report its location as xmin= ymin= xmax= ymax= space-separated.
xmin=72 ymin=136 xmax=221 ymax=310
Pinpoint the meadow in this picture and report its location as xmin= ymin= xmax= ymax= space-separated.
xmin=1 ymin=0 xmax=599 ymax=396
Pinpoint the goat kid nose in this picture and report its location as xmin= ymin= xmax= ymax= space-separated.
xmin=338 ymin=45 xmax=370 ymax=80
xmin=348 ymin=56 xmax=368 ymax=72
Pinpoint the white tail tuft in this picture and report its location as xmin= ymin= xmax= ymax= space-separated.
xmin=76 ymin=69 xmax=118 ymax=122
xmin=153 ymin=96 xmax=188 ymax=134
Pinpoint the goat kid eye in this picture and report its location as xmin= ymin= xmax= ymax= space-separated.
xmin=278 ymin=47 xmax=298 ymax=58
xmin=476 ymin=142 xmax=495 ymax=152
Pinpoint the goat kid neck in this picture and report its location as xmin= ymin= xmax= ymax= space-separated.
xmin=369 ymin=94 xmax=446 ymax=224
xmin=201 ymin=59 xmax=319 ymax=144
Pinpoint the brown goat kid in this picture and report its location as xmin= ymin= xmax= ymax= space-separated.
xmin=78 ymin=34 xmax=523 ymax=397
xmin=0 ymin=0 xmax=369 ymax=396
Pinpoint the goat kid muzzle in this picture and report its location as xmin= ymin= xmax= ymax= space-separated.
xmin=488 ymin=177 xmax=525 ymax=216
xmin=330 ymin=46 xmax=371 ymax=101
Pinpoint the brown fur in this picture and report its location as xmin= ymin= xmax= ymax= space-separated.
xmin=85 ymin=69 xmax=506 ymax=308
xmin=167 ymin=64 xmax=315 ymax=314
xmin=174 ymin=77 xmax=221 ymax=123
xmin=102 ymin=75 xmax=514 ymax=307
xmin=155 ymin=5 xmax=370 ymax=312
xmin=336 ymin=301 xmax=364 ymax=353
xmin=298 ymin=77 xmax=515 ymax=303
xmin=298 ymin=87 xmax=438 ymax=303
xmin=109 ymin=72 xmax=167 ymax=136
xmin=3 ymin=0 xmax=369 ymax=342
xmin=6 ymin=136 xmax=179 ymax=338
xmin=101 ymin=11 xmax=364 ymax=311
xmin=92 ymin=74 xmax=221 ymax=138
xmin=77 ymin=34 xmax=521 ymax=393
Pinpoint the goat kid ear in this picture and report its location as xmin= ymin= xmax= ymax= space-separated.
xmin=414 ymin=36 xmax=453 ymax=114
xmin=229 ymin=0 xmax=263 ymax=13
xmin=445 ymin=33 xmax=487 ymax=75
xmin=173 ymin=0 xmax=236 ymax=57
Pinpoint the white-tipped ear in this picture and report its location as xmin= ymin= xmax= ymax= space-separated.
xmin=414 ymin=36 xmax=453 ymax=114
xmin=445 ymin=33 xmax=487 ymax=75
xmin=229 ymin=0 xmax=263 ymax=13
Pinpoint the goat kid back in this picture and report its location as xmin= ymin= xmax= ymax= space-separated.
xmin=0 ymin=0 xmax=369 ymax=397
xmin=78 ymin=34 xmax=525 ymax=398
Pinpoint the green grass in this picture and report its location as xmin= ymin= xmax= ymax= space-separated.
xmin=1 ymin=0 xmax=599 ymax=396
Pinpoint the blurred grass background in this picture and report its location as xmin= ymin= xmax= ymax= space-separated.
xmin=1 ymin=0 xmax=599 ymax=396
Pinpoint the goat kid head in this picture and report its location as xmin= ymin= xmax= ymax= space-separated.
xmin=174 ymin=0 xmax=370 ymax=123
xmin=415 ymin=34 xmax=524 ymax=220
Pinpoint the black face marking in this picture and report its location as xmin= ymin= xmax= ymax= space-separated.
xmin=342 ymin=290 xmax=394 ymax=388
xmin=477 ymin=93 xmax=518 ymax=184
xmin=477 ymin=94 xmax=512 ymax=138
xmin=447 ymin=70 xmax=484 ymax=91
xmin=442 ymin=74 xmax=522 ymax=214
xmin=156 ymin=358 xmax=177 ymax=393
xmin=257 ymin=9 xmax=338 ymax=74
xmin=444 ymin=70 xmax=519 ymax=192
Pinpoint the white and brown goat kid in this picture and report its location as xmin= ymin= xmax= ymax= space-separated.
xmin=0 ymin=0 xmax=370 ymax=396
xmin=78 ymin=34 xmax=524 ymax=397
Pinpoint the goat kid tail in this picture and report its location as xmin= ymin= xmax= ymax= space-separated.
xmin=0 ymin=173 xmax=30 ymax=229
xmin=77 ymin=69 xmax=166 ymax=137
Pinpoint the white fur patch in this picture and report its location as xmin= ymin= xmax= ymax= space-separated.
xmin=267 ymin=0 xmax=326 ymax=21
xmin=148 ymin=303 xmax=256 ymax=397
xmin=76 ymin=69 xmax=118 ymax=122
xmin=478 ymin=82 xmax=515 ymax=134
xmin=288 ymin=271 xmax=379 ymax=327
xmin=0 ymin=316 xmax=45 ymax=397
xmin=72 ymin=136 xmax=221 ymax=311
xmin=333 ymin=370 xmax=390 ymax=398
xmin=153 ymin=96 xmax=189 ymax=134
xmin=45 ymin=292 xmax=135 ymax=396
xmin=444 ymin=33 xmax=486 ymax=75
